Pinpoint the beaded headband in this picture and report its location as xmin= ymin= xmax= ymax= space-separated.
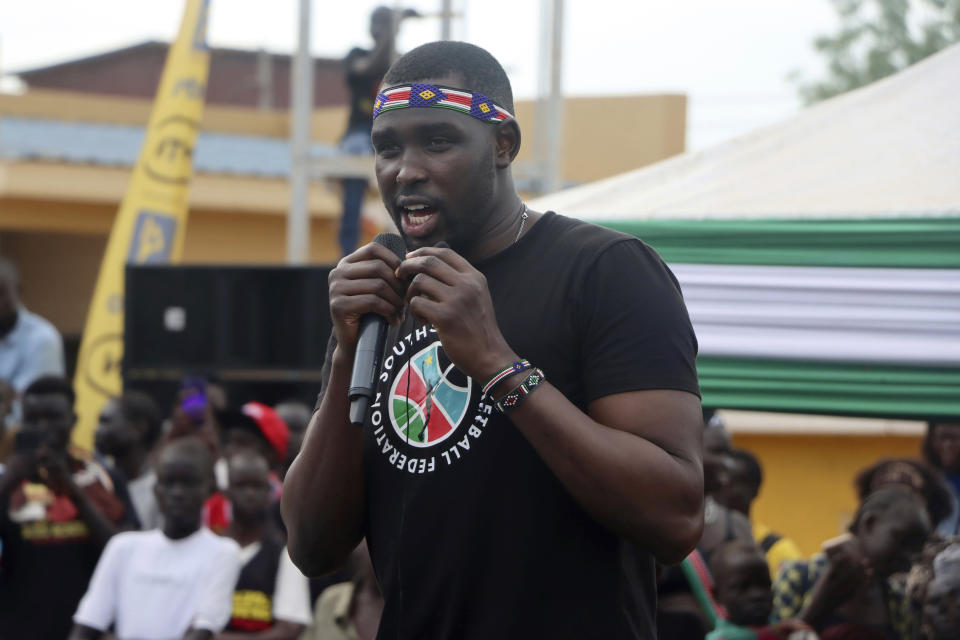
xmin=373 ymin=83 xmax=514 ymax=123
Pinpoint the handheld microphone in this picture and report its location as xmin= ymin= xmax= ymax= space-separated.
xmin=348 ymin=233 xmax=408 ymax=426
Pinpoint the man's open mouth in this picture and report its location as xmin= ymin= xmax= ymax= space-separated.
xmin=400 ymin=203 xmax=439 ymax=237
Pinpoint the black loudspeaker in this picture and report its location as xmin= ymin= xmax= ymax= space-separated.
xmin=124 ymin=265 xmax=334 ymax=408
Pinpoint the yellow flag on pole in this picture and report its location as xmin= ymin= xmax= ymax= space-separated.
xmin=72 ymin=0 xmax=212 ymax=449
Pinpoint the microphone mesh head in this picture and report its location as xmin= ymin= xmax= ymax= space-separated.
xmin=373 ymin=232 xmax=408 ymax=260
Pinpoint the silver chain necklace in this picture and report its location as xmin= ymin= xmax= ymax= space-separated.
xmin=514 ymin=203 xmax=529 ymax=244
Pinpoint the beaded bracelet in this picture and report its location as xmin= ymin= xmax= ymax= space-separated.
xmin=495 ymin=368 xmax=546 ymax=413
xmin=482 ymin=359 xmax=532 ymax=396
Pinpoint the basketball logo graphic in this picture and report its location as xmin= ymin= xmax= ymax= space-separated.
xmin=388 ymin=341 xmax=472 ymax=448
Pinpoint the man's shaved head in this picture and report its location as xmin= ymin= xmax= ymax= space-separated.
xmin=382 ymin=41 xmax=515 ymax=115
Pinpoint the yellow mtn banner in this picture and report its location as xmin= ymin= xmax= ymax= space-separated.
xmin=72 ymin=0 xmax=211 ymax=448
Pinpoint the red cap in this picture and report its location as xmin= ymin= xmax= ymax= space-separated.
xmin=241 ymin=402 xmax=290 ymax=462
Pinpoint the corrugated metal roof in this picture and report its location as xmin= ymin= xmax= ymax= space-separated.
xmin=0 ymin=116 xmax=339 ymax=178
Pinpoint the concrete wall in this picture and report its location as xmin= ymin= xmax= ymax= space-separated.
xmin=514 ymin=94 xmax=688 ymax=184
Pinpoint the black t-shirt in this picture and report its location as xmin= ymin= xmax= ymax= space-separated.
xmin=323 ymin=212 xmax=699 ymax=639
xmin=0 ymin=456 xmax=135 ymax=640
xmin=344 ymin=47 xmax=387 ymax=132
xmin=228 ymin=536 xmax=283 ymax=632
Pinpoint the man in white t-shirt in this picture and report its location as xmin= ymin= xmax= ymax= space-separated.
xmin=69 ymin=437 xmax=241 ymax=640
xmin=217 ymin=450 xmax=311 ymax=639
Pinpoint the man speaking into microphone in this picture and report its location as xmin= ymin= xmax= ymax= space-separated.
xmin=282 ymin=42 xmax=703 ymax=639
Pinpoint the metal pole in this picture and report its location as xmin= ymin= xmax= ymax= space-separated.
xmin=256 ymin=48 xmax=273 ymax=110
xmin=288 ymin=0 xmax=313 ymax=264
xmin=440 ymin=0 xmax=454 ymax=40
xmin=543 ymin=0 xmax=565 ymax=194
xmin=533 ymin=0 xmax=550 ymax=194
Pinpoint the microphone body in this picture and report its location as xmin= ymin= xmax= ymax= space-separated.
xmin=348 ymin=233 xmax=407 ymax=426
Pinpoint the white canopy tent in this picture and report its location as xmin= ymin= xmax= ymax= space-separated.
xmin=530 ymin=44 xmax=960 ymax=418
xmin=531 ymin=42 xmax=960 ymax=219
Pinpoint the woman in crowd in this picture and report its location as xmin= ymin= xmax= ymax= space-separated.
xmin=855 ymin=458 xmax=952 ymax=537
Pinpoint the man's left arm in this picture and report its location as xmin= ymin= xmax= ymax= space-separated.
xmin=507 ymin=385 xmax=703 ymax=563
xmin=398 ymin=245 xmax=703 ymax=564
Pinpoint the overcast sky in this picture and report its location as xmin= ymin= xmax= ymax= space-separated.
xmin=0 ymin=0 xmax=840 ymax=150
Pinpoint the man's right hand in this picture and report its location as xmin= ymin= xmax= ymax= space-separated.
xmin=328 ymin=242 xmax=406 ymax=351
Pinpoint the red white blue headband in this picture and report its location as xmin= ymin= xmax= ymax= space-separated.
xmin=373 ymin=83 xmax=514 ymax=123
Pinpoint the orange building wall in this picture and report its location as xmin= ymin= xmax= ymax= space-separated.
xmin=734 ymin=432 xmax=924 ymax=556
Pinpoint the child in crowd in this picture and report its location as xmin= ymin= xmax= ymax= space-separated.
xmin=218 ymin=450 xmax=311 ymax=639
xmin=69 ymin=437 xmax=241 ymax=640
xmin=708 ymin=540 xmax=816 ymax=640
xmin=206 ymin=402 xmax=289 ymax=534
xmin=772 ymin=487 xmax=931 ymax=640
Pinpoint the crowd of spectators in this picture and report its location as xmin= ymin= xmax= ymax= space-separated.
xmin=0 ymin=253 xmax=957 ymax=640
xmin=660 ymin=413 xmax=960 ymax=640
xmin=0 ymin=368 xmax=380 ymax=640
xmin=1 ymin=382 xmax=956 ymax=640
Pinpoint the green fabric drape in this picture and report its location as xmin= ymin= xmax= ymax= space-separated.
xmin=586 ymin=215 xmax=960 ymax=417
xmin=697 ymin=357 xmax=960 ymax=418
xmin=595 ymin=217 xmax=960 ymax=268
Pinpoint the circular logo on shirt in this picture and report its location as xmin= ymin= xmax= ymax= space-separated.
xmin=388 ymin=341 xmax=471 ymax=448
xmin=368 ymin=325 xmax=494 ymax=475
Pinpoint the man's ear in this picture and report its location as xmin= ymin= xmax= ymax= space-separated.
xmin=494 ymin=119 xmax=521 ymax=168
